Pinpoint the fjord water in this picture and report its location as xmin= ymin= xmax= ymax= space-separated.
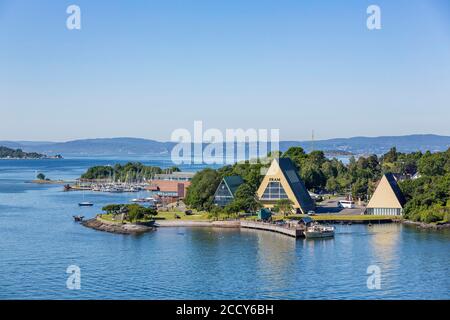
xmin=0 ymin=159 xmax=449 ymax=299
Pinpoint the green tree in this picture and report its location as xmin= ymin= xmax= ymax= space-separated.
xmin=383 ymin=147 xmax=399 ymax=163
xmin=185 ymin=168 xmax=221 ymax=210
xmin=233 ymin=184 xmax=262 ymax=213
xmin=36 ymin=173 xmax=46 ymax=180
xmin=282 ymin=147 xmax=306 ymax=161
xmin=273 ymin=199 xmax=294 ymax=217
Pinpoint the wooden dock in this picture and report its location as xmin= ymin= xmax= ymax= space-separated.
xmin=240 ymin=221 xmax=304 ymax=238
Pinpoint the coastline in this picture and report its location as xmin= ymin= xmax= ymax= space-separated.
xmin=29 ymin=179 xmax=71 ymax=185
xmin=81 ymin=217 xmax=156 ymax=235
xmin=402 ymin=220 xmax=450 ymax=230
xmin=81 ymin=214 xmax=450 ymax=235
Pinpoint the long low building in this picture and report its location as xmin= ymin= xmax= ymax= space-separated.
xmin=153 ymin=172 xmax=195 ymax=181
xmin=366 ymin=173 xmax=406 ymax=216
xmin=146 ymin=180 xmax=191 ymax=198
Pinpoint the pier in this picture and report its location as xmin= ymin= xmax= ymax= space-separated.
xmin=240 ymin=221 xmax=304 ymax=238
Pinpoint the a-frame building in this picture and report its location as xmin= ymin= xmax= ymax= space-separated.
xmin=366 ymin=173 xmax=406 ymax=216
xmin=257 ymin=158 xmax=315 ymax=214
xmin=213 ymin=176 xmax=244 ymax=207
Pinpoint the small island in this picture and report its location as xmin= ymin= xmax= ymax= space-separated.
xmin=31 ymin=173 xmax=68 ymax=185
xmin=82 ymin=204 xmax=158 ymax=235
xmin=0 ymin=146 xmax=62 ymax=159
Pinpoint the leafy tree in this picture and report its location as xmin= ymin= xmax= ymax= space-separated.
xmin=418 ymin=151 xmax=446 ymax=176
xmin=282 ymin=147 xmax=306 ymax=162
xmin=383 ymin=147 xmax=399 ymax=163
xmin=273 ymin=199 xmax=294 ymax=217
xmin=102 ymin=204 xmax=157 ymax=222
xmin=185 ymin=168 xmax=221 ymax=210
xmin=233 ymin=184 xmax=262 ymax=213
xmin=36 ymin=173 xmax=46 ymax=180
xmin=81 ymin=162 xmax=164 ymax=181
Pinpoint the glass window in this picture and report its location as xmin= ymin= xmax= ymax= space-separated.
xmin=261 ymin=181 xmax=289 ymax=200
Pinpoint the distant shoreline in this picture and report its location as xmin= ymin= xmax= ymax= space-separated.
xmin=29 ymin=179 xmax=71 ymax=185
xmin=0 ymin=157 xmax=63 ymax=160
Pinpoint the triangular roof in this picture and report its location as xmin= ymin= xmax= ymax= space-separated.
xmin=367 ymin=173 xmax=406 ymax=209
xmin=221 ymin=176 xmax=244 ymax=197
xmin=257 ymin=158 xmax=315 ymax=213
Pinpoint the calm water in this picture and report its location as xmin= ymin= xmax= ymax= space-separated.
xmin=0 ymin=159 xmax=449 ymax=299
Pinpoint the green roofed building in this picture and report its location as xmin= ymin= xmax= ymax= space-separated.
xmin=213 ymin=176 xmax=244 ymax=207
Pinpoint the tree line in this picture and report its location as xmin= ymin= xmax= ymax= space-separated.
xmin=0 ymin=146 xmax=45 ymax=159
xmin=80 ymin=162 xmax=180 ymax=181
xmin=185 ymin=147 xmax=450 ymax=224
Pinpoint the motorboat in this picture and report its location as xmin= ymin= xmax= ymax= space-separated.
xmin=78 ymin=202 xmax=94 ymax=207
xmin=304 ymin=223 xmax=335 ymax=239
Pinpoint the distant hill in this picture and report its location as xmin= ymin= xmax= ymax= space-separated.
xmin=0 ymin=138 xmax=173 ymax=157
xmin=279 ymin=134 xmax=450 ymax=155
xmin=1 ymin=134 xmax=449 ymax=157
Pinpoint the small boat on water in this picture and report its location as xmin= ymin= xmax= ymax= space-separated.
xmin=78 ymin=202 xmax=94 ymax=207
xmin=131 ymin=198 xmax=147 ymax=203
xmin=304 ymin=224 xmax=335 ymax=239
xmin=73 ymin=215 xmax=84 ymax=222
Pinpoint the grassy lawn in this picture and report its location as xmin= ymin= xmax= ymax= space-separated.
xmin=97 ymin=213 xmax=154 ymax=223
xmin=99 ymin=211 xmax=399 ymax=223
xmin=267 ymin=214 xmax=400 ymax=221
xmin=312 ymin=214 xmax=400 ymax=221
xmin=154 ymin=211 xmax=210 ymax=221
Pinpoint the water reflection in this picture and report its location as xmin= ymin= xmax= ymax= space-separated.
xmin=368 ymin=223 xmax=401 ymax=264
xmin=241 ymin=229 xmax=297 ymax=296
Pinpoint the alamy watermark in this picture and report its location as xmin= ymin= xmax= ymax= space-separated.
xmin=66 ymin=265 xmax=81 ymax=290
xmin=66 ymin=5 xmax=81 ymax=30
xmin=367 ymin=5 xmax=381 ymax=30
xmin=366 ymin=265 xmax=381 ymax=290
xmin=170 ymin=121 xmax=280 ymax=166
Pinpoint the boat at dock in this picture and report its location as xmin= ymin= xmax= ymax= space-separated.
xmin=304 ymin=224 xmax=335 ymax=239
xmin=131 ymin=198 xmax=150 ymax=203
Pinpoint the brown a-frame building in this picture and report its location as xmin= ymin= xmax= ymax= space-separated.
xmin=257 ymin=158 xmax=315 ymax=214
xmin=366 ymin=173 xmax=406 ymax=216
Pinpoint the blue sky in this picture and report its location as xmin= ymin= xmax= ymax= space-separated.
xmin=1 ymin=0 xmax=449 ymax=141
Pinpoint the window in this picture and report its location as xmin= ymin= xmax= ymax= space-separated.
xmin=214 ymin=181 xmax=233 ymax=206
xmin=367 ymin=208 xmax=402 ymax=216
xmin=261 ymin=181 xmax=289 ymax=200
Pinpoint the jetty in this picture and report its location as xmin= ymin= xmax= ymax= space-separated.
xmin=156 ymin=220 xmax=305 ymax=238
xmin=240 ymin=221 xmax=304 ymax=238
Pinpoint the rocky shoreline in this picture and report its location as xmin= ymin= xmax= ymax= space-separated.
xmin=81 ymin=218 xmax=156 ymax=235
xmin=402 ymin=220 xmax=450 ymax=230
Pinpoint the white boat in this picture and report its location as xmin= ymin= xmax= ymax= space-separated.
xmin=78 ymin=202 xmax=94 ymax=207
xmin=304 ymin=224 xmax=335 ymax=239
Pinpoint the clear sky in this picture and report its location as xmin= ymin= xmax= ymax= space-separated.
xmin=1 ymin=0 xmax=449 ymax=142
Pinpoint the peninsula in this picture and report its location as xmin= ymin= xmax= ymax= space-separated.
xmin=0 ymin=146 xmax=62 ymax=159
